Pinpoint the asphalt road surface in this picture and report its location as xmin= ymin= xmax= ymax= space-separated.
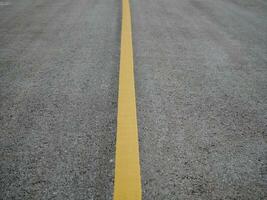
xmin=0 ymin=0 xmax=266 ymax=199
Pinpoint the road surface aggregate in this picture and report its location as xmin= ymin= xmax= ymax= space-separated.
xmin=0 ymin=0 xmax=120 ymax=199
xmin=132 ymin=0 xmax=267 ymax=199
xmin=0 ymin=0 xmax=267 ymax=199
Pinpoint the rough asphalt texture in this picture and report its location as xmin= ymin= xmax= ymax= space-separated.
xmin=0 ymin=0 xmax=120 ymax=199
xmin=0 ymin=0 xmax=266 ymax=200
xmin=132 ymin=0 xmax=267 ymax=199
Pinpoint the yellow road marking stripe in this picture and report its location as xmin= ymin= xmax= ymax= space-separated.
xmin=113 ymin=0 xmax=142 ymax=199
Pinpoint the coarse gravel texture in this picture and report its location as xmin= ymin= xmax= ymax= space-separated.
xmin=132 ymin=0 xmax=267 ymax=199
xmin=1 ymin=0 xmax=267 ymax=199
xmin=0 ymin=0 xmax=121 ymax=199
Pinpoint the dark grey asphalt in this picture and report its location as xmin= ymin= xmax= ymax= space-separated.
xmin=0 ymin=0 xmax=120 ymax=199
xmin=0 ymin=0 xmax=267 ymax=200
xmin=132 ymin=0 xmax=267 ymax=199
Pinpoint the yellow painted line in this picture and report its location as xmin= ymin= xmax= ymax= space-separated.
xmin=113 ymin=0 xmax=142 ymax=199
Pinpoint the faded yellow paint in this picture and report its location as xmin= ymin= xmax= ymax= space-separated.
xmin=113 ymin=0 xmax=142 ymax=199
